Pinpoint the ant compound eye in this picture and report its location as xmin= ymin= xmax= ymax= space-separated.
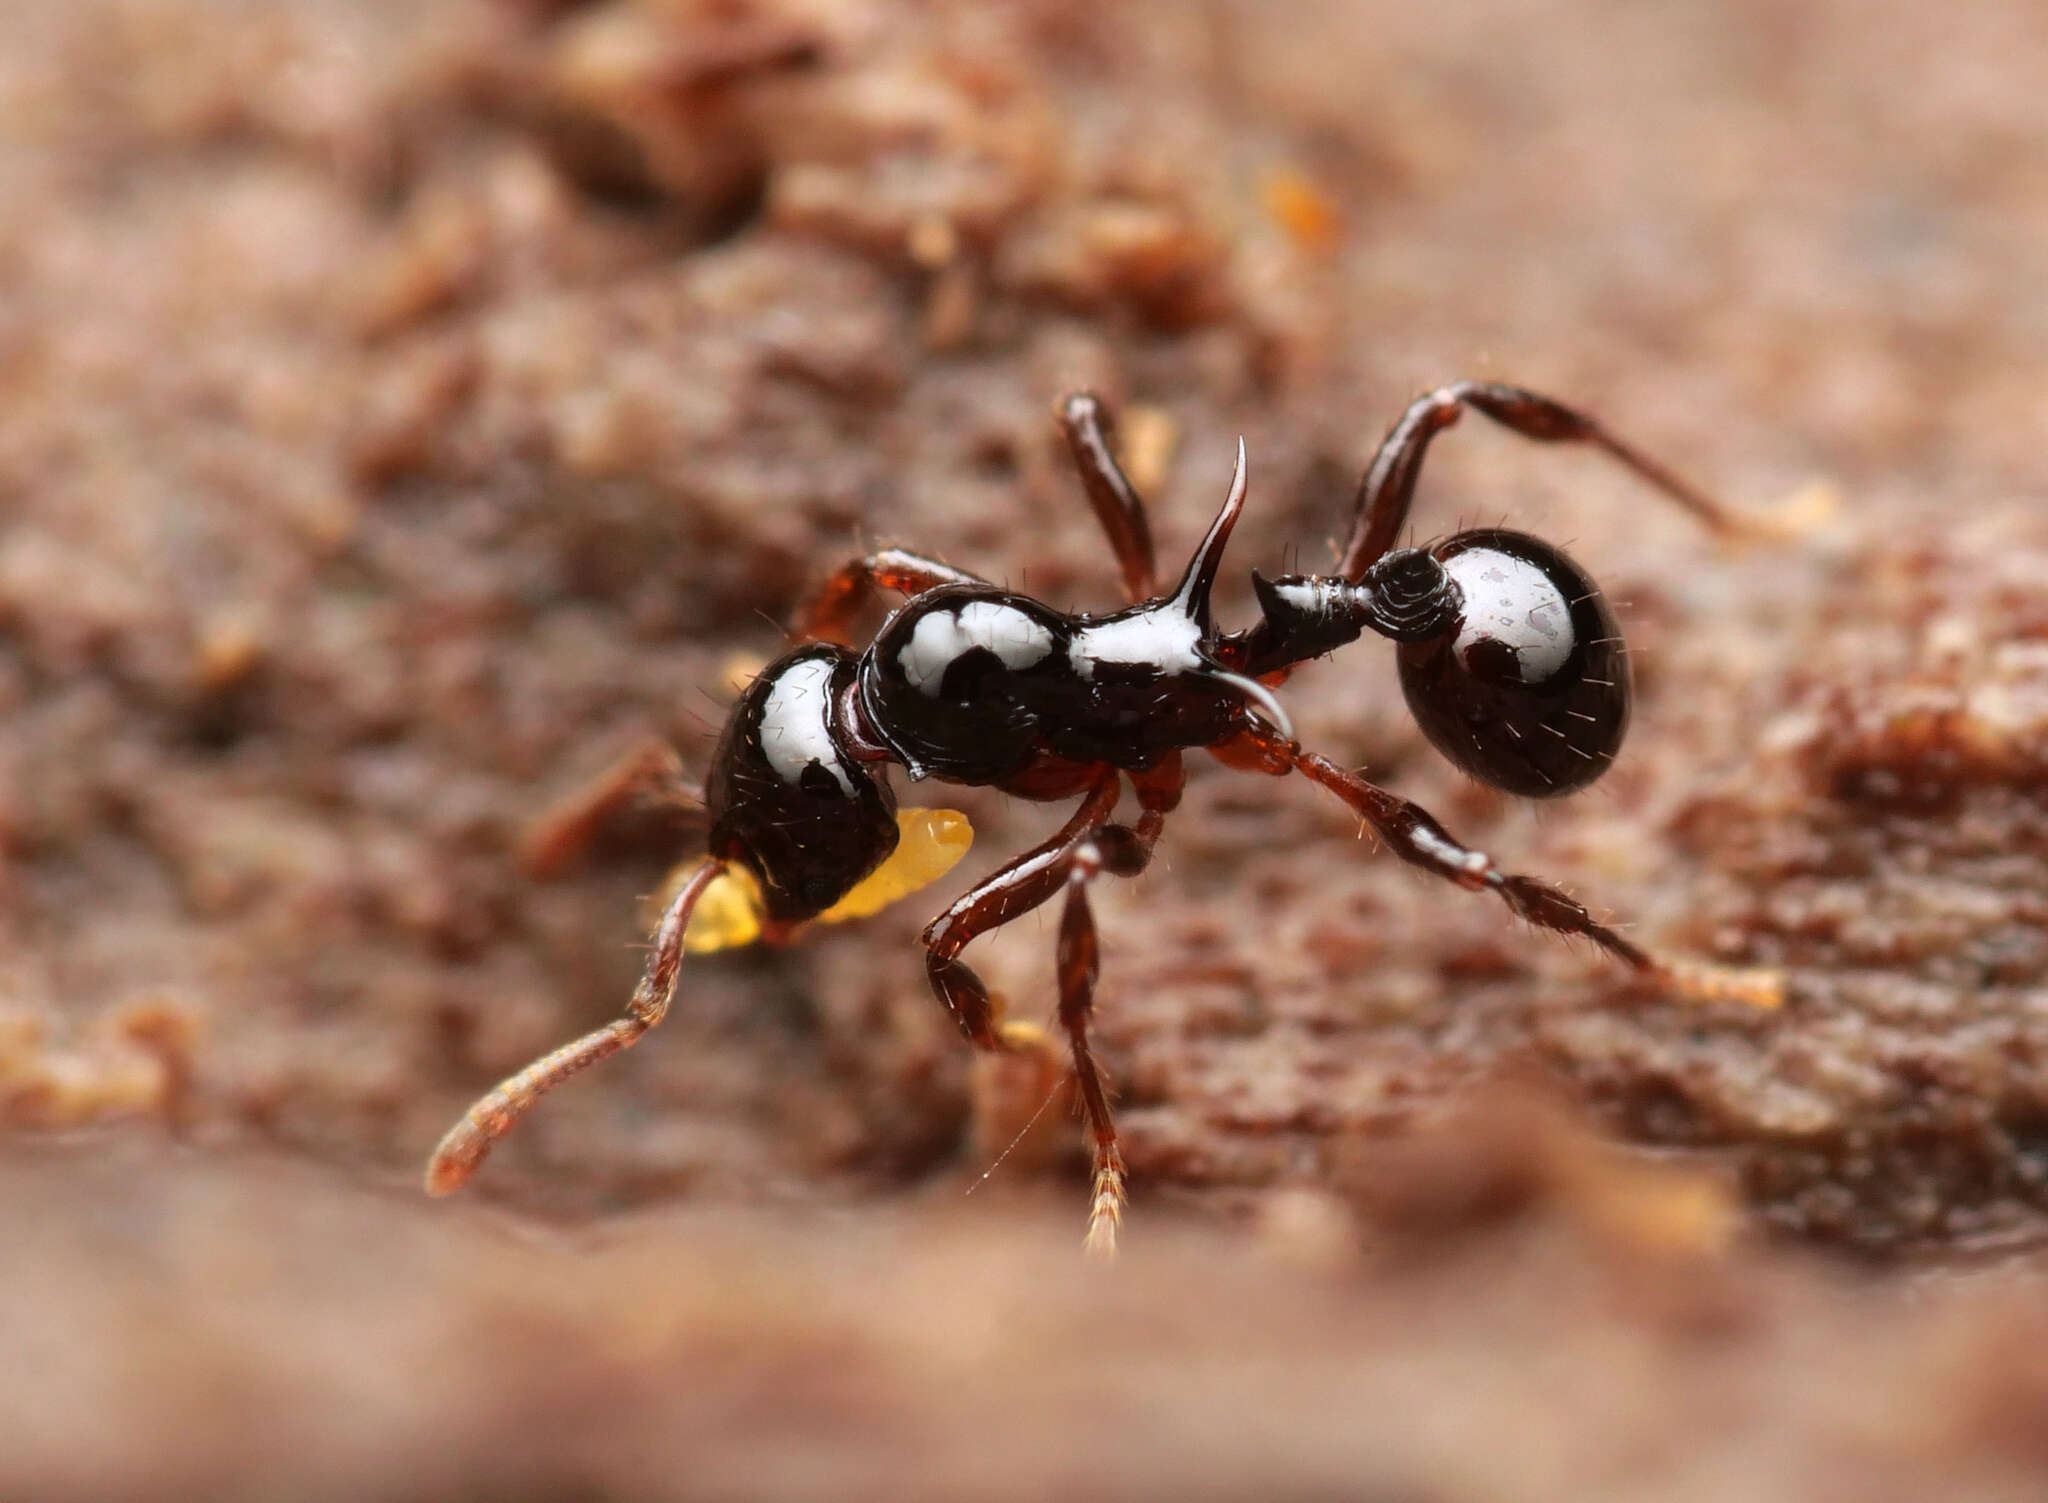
xmin=1395 ymin=529 xmax=1630 ymax=798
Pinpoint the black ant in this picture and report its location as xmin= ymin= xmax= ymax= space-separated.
xmin=426 ymin=382 xmax=1783 ymax=1253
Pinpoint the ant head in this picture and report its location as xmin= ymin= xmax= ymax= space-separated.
xmin=705 ymin=646 xmax=904 ymax=921
xmin=1394 ymin=529 xmax=1630 ymax=798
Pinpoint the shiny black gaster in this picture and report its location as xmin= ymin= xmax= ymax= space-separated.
xmin=1397 ymin=529 xmax=1630 ymax=798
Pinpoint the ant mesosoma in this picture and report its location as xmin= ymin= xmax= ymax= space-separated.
xmin=427 ymin=382 xmax=1782 ymax=1254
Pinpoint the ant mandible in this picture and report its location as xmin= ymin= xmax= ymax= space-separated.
xmin=426 ymin=382 xmax=1783 ymax=1254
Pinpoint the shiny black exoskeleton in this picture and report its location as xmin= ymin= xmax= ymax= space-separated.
xmin=430 ymin=382 xmax=1770 ymax=1253
xmin=711 ymin=456 xmax=1634 ymax=923
xmin=704 ymin=440 xmax=1292 ymax=921
xmin=1396 ymin=529 xmax=1629 ymax=797
xmin=704 ymin=644 xmax=898 ymax=923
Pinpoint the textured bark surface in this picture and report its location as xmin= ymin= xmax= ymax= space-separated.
xmin=7 ymin=0 xmax=2048 ymax=1495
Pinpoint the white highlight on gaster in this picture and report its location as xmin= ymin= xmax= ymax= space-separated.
xmin=1442 ymin=548 xmax=1573 ymax=683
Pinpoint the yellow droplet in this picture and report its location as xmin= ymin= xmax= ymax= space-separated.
xmin=719 ymin=651 xmax=768 ymax=699
xmin=677 ymin=809 xmax=972 ymax=949
xmin=817 ymin=809 xmax=974 ymax=924
xmin=1116 ymin=404 xmax=1179 ymax=500
xmin=1667 ymin=961 xmax=1785 ymax=1010
xmin=682 ymin=865 xmax=765 ymax=953
xmin=1760 ymin=478 xmax=1842 ymax=540
xmin=1261 ymin=167 xmax=1342 ymax=255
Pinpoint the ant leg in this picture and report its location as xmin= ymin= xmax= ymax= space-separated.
xmin=1125 ymin=751 xmax=1185 ymax=860
xmin=424 ymin=858 xmax=728 ymax=1194
xmin=1008 ymin=758 xmax=1179 ymax=1254
xmin=920 ymin=777 xmax=1123 ymax=1047
xmin=1337 ymin=380 xmax=1761 ymax=578
xmin=1212 ymin=728 xmax=1782 ymax=1006
xmin=923 ymin=772 xmax=1173 ymax=1253
xmin=1288 ymin=746 xmax=1782 ymax=1006
xmin=1056 ymin=848 xmax=1125 ymax=1257
xmin=1060 ymin=392 xmax=1159 ymax=603
xmin=792 ymin=548 xmax=988 ymax=646
xmin=1295 ymin=747 xmax=1656 ymax=969
xmin=517 ymin=738 xmax=702 ymax=880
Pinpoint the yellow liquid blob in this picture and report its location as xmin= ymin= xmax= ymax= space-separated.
xmin=817 ymin=808 xmax=974 ymax=924
xmin=679 ymin=808 xmax=973 ymax=953
xmin=681 ymin=864 xmax=765 ymax=954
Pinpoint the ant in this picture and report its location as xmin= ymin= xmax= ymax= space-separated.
xmin=426 ymin=382 xmax=1783 ymax=1254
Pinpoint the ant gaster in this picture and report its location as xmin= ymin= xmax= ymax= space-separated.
xmin=427 ymin=382 xmax=1783 ymax=1254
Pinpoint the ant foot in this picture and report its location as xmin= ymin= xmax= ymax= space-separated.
xmin=1084 ymin=1144 xmax=1127 ymax=1260
xmin=1661 ymin=960 xmax=1786 ymax=1010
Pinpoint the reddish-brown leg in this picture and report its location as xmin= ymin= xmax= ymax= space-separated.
xmin=1212 ymin=728 xmax=1782 ymax=1006
xmin=424 ymin=859 xmax=728 ymax=1194
xmin=1059 ymin=754 xmax=1181 ymax=1254
xmin=1295 ymin=748 xmax=1663 ymax=971
xmin=1056 ymin=854 xmax=1123 ymax=1256
xmin=921 ymin=756 xmax=1184 ymax=1046
xmin=517 ymin=737 xmax=703 ymax=880
xmin=921 ymin=777 xmax=1123 ymax=1047
xmin=1123 ymin=751 xmax=1186 ymax=856
xmin=795 ymin=395 xmax=1159 ymax=648
xmin=1337 ymin=381 xmax=1761 ymax=579
xmin=791 ymin=549 xmax=988 ymax=646
xmin=922 ymin=758 xmax=1186 ymax=1251
xmin=1060 ymin=392 xmax=1159 ymax=603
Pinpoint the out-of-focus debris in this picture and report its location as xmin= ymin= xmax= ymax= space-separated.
xmin=0 ymin=998 xmax=200 ymax=1131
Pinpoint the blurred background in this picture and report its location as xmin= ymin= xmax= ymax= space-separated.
xmin=7 ymin=0 xmax=2048 ymax=1497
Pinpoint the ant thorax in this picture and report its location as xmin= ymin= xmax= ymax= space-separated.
xmin=858 ymin=586 xmax=1260 ymax=785
xmin=853 ymin=435 xmax=1298 ymax=789
xmin=858 ymin=587 xmax=1068 ymax=784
